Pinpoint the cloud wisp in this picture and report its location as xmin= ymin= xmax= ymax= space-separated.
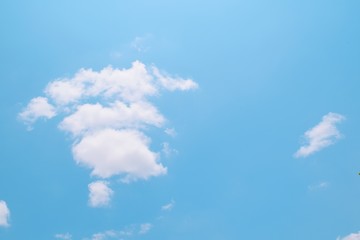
xmin=308 ymin=181 xmax=329 ymax=191
xmin=83 ymin=223 xmax=152 ymax=240
xmin=161 ymin=200 xmax=175 ymax=211
xmin=0 ymin=200 xmax=10 ymax=227
xmin=294 ymin=112 xmax=345 ymax=158
xmin=337 ymin=231 xmax=360 ymax=240
xmin=19 ymin=61 xmax=198 ymax=206
xmin=54 ymin=233 xmax=72 ymax=240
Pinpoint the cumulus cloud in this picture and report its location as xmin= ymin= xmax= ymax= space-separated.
xmin=54 ymin=233 xmax=72 ymax=240
xmin=60 ymin=101 xmax=164 ymax=137
xmin=88 ymin=181 xmax=114 ymax=207
xmin=18 ymin=97 xmax=56 ymax=125
xmin=0 ymin=200 xmax=10 ymax=227
xmin=74 ymin=129 xmax=166 ymax=181
xmin=337 ymin=232 xmax=360 ymax=240
xmin=19 ymin=60 xmax=197 ymax=204
xmin=294 ymin=112 xmax=345 ymax=158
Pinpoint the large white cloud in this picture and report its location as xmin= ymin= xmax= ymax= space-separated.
xmin=294 ymin=112 xmax=345 ymax=158
xmin=88 ymin=181 xmax=114 ymax=207
xmin=19 ymin=60 xmax=197 ymax=205
xmin=337 ymin=232 xmax=360 ymax=240
xmin=0 ymin=200 xmax=10 ymax=227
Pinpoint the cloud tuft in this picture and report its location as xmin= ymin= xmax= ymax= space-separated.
xmin=88 ymin=181 xmax=114 ymax=207
xmin=337 ymin=232 xmax=360 ymax=240
xmin=19 ymin=97 xmax=56 ymax=126
xmin=294 ymin=112 xmax=345 ymax=158
xmin=55 ymin=233 xmax=72 ymax=240
xmin=0 ymin=200 xmax=10 ymax=227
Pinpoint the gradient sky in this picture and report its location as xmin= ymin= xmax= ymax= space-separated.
xmin=1 ymin=0 xmax=360 ymax=240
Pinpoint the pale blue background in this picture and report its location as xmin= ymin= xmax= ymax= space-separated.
xmin=1 ymin=0 xmax=360 ymax=239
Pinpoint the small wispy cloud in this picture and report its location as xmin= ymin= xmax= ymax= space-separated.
xmin=308 ymin=181 xmax=329 ymax=191
xmin=83 ymin=223 xmax=151 ymax=240
xmin=139 ymin=223 xmax=152 ymax=234
xmin=54 ymin=233 xmax=72 ymax=240
xmin=162 ymin=142 xmax=178 ymax=157
xmin=294 ymin=112 xmax=345 ymax=158
xmin=0 ymin=200 xmax=10 ymax=227
xmin=337 ymin=231 xmax=360 ymax=240
xmin=88 ymin=181 xmax=114 ymax=208
xmin=165 ymin=128 xmax=177 ymax=137
xmin=131 ymin=35 xmax=153 ymax=53
xmin=161 ymin=199 xmax=175 ymax=211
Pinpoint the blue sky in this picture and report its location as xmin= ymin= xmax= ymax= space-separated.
xmin=1 ymin=0 xmax=360 ymax=239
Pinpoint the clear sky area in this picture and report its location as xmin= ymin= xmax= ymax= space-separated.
xmin=1 ymin=0 xmax=360 ymax=239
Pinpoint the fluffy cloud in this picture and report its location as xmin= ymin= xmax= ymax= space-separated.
xmin=88 ymin=181 xmax=114 ymax=207
xmin=0 ymin=200 xmax=10 ymax=227
xmin=337 ymin=232 xmax=360 ymax=240
xmin=44 ymin=61 xmax=158 ymax=105
xmin=19 ymin=60 xmax=197 ymax=205
xmin=18 ymin=97 xmax=56 ymax=125
xmin=74 ymin=129 xmax=166 ymax=180
xmin=294 ymin=112 xmax=345 ymax=158
xmin=59 ymin=101 xmax=164 ymax=137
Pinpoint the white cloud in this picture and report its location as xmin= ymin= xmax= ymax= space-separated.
xmin=18 ymin=97 xmax=56 ymax=125
xmin=152 ymin=67 xmax=198 ymax=91
xmin=20 ymin=60 xmax=197 ymax=205
xmin=74 ymin=129 xmax=167 ymax=181
xmin=337 ymin=232 xmax=360 ymax=240
xmin=294 ymin=112 xmax=345 ymax=158
xmin=0 ymin=200 xmax=10 ymax=227
xmin=139 ymin=223 xmax=152 ymax=234
xmin=60 ymin=101 xmax=164 ymax=137
xmin=55 ymin=233 xmax=72 ymax=240
xmin=161 ymin=200 xmax=175 ymax=211
xmin=45 ymin=61 xmax=157 ymax=105
xmin=88 ymin=181 xmax=114 ymax=207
